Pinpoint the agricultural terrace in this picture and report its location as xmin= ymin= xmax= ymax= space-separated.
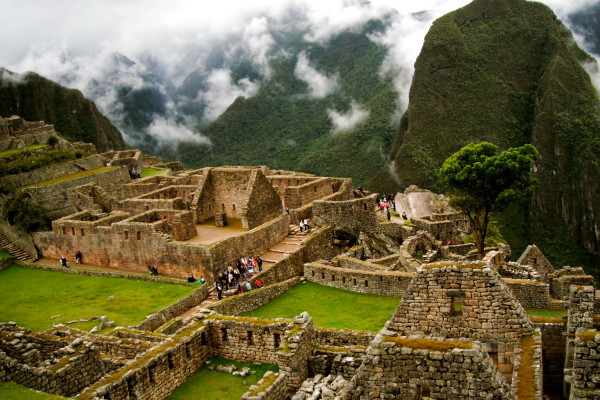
xmin=244 ymin=281 xmax=401 ymax=332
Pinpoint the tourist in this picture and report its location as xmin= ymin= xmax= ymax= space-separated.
xmin=60 ymin=256 xmax=69 ymax=268
xmin=257 ymin=256 xmax=263 ymax=272
xmin=215 ymin=282 xmax=223 ymax=300
xmin=299 ymin=220 xmax=304 ymax=232
xmin=255 ymin=278 xmax=263 ymax=288
xmin=402 ymin=212 xmax=408 ymax=220
xmin=303 ymin=218 xmax=310 ymax=232
xmin=240 ymin=263 xmax=248 ymax=281
xmin=386 ymin=209 xmax=391 ymax=221
xmin=187 ymin=274 xmax=196 ymax=283
xmin=245 ymin=282 xmax=252 ymax=292
xmin=150 ymin=264 xmax=158 ymax=275
xmin=197 ymin=277 xmax=205 ymax=285
xmin=74 ymin=250 xmax=82 ymax=264
xmin=236 ymin=282 xmax=243 ymax=294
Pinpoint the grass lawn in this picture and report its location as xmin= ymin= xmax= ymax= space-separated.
xmin=25 ymin=166 xmax=118 ymax=188
xmin=0 ymin=266 xmax=195 ymax=332
xmin=0 ymin=249 xmax=14 ymax=259
xmin=0 ymin=144 xmax=47 ymax=159
xmin=142 ymin=167 xmax=169 ymax=177
xmin=526 ymin=308 xmax=567 ymax=318
xmin=167 ymin=357 xmax=278 ymax=400
xmin=0 ymin=381 xmax=68 ymax=399
xmin=243 ymin=281 xmax=401 ymax=332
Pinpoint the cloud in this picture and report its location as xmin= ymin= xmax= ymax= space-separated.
xmin=146 ymin=117 xmax=211 ymax=145
xmin=294 ymin=52 xmax=339 ymax=98
xmin=199 ymin=69 xmax=260 ymax=121
xmin=328 ymin=101 xmax=370 ymax=133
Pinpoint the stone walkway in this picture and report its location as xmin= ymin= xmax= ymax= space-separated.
xmin=178 ymin=224 xmax=313 ymax=320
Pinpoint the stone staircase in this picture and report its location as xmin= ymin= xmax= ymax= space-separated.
xmin=0 ymin=233 xmax=38 ymax=263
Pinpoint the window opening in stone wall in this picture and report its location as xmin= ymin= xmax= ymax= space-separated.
xmin=80 ymin=228 xmax=85 ymax=236
xmin=62 ymin=227 xmax=66 ymax=235
xmin=221 ymin=328 xmax=229 ymax=341
xmin=365 ymin=280 xmax=369 ymax=287
xmin=533 ymin=257 xmax=537 ymax=264
xmin=312 ymin=270 xmax=315 ymax=277
xmin=71 ymin=227 xmax=75 ymax=235
xmin=322 ymin=272 xmax=325 ymax=279
xmin=342 ymin=276 xmax=346 ymax=284
xmin=185 ymin=342 xmax=192 ymax=359
xmin=222 ymin=203 xmax=225 ymax=212
xmin=379 ymin=276 xmax=383 ymax=281
xmin=124 ymin=230 xmax=129 ymax=240
xmin=167 ymin=353 xmax=174 ymax=369
xmin=363 ymin=203 xmax=367 ymax=210
xmin=127 ymin=376 xmax=138 ymax=399
xmin=201 ymin=332 xmax=207 ymax=345
xmin=148 ymin=365 xmax=156 ymax=383
xmin=418 ymin=385 xmax=431 ymax=399
xmin=136 ymin=231 xmax=141 ymax=240
xmin=247 ymin=330 xmax=254 ymax=345
xmin=232 ymin=204 xmax=236 ymax=211
xmin=314 ymin=185 xmax=317 ymax=192
xmin=332 ymin=274 xmax=335 ymax=281
xmin=274 ymin=333 xmax=281 ymax=348
xmin=451 ymin=297 xmax=463 ymax=316
xmin=353 ymin=278 xmax=357 ymax=286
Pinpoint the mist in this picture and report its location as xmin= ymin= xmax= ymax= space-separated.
xmin=1 ymin=0 xmax=598 ymax=145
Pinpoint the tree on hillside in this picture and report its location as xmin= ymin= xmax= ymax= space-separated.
xmin=440 ymin=142 xmax=538 ymax=258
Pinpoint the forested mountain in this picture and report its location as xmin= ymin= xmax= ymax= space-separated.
xmin=0 ymin=68 xmax=126 ymax=152
xmin=161 ymin=24 xmax=398 ymax=185
xmin=371 ymin=0 xmax=600 ymax=270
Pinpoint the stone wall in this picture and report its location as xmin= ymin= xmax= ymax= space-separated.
xmin=0 ymin=116 xmax=56 ymax=152
xmin=348 ymin=335 xmax=513 ymax=399
xmin=246 ymin=170 xmax=286 ymax=229
xmin=411 ymin=211 xmax=470 ymax=243
xmin=314 ymin=328 xmax=374 ymax=348
xmin=304 ymin=262 xmax=411 ymax=298
xmin=24 ymin=165 xmax=130 ymax=220
xmin=122 ymin=175 xmax=180 ymax=198
xmin=135 ymin=285 xmax=209 ymax=331
xmin=0 ymin=324 xmax=107 ymax=398
xmin=312 ymin=194 xmax=379 ymax=235
xmin=243 ymin=371 xmax=288 ymax=400
xmin=76 ymin=321 xmax=212 ymax=400
xmin=387 ymin=261 xmax=533 ymax=343
xmin=516 ymin=244 xmax=555 ymax=281
xmin=335 ymin=256 xmax=392 ymax=272
xmin=537 ymin=322 xmax=566 ymax=394
xmin=569 ymin=331 xmax=600 ymax=399
xmin=209 ymin=277 xmax=302 ymax=316
xmin=504 ymin=279 xmax=550 ymax=309
xmin=0 ymin=155 xmax=103 ymax=189
xmin=550 ymin=273 xmax=595 ymax=300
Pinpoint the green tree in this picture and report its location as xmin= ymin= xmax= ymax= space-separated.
xmin=440 ymin=142 xmax=538 ymax=258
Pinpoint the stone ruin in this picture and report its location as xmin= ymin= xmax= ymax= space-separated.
xmin=0 ymin=128 xmax=598 ymax=398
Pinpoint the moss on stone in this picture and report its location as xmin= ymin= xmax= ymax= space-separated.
xmin=383 ymin=336 xmax=473 ymax=351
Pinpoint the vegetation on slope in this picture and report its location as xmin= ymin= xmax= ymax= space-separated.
xmin=0 ymin=68 xmax=127 ymax=152
xmin=371 ymin=0 xmax=600 ymax=272
xmin=161 ymin=25 xmax=398 ymax=186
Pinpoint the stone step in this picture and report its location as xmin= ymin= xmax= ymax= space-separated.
xmin=0 ymin=234 xmax=37 ymax=263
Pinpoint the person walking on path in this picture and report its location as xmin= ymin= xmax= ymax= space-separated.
xmin=257 ymin=256 xmax=263 ymax=272
xmin=299 ymin=220 xmax=304 ymax=232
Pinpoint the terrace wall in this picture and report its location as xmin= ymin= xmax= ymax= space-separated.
xmin=24 ymin=166 xmax=130 ymax=219
xmin=304 ymin=262 xmax=411 ymax=297
xmin=536 ymin=322 xmax=566 ymax=394
xmin=0 ymin=155 xmax=103 ymax=189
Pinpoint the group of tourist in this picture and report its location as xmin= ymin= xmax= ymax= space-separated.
xmin=129 ymin=168 xmax=142 ymax=179
xmin=148 ymin=264 xmax=159 ymax=275
xmin=214 ymin=256 xmax=264 ymax=300
xmin=299 ymin=218 xmax=311 ymax=233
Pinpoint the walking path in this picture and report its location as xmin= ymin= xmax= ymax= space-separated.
xmin=178 ymin=224 xmax=313 ymax=320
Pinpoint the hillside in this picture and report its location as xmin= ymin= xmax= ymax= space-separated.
xmin=0 ymin=68 xmax=127 ymax=152
xmin=371 ymin=0 xmax=600 ymax=270
xmin=158 ymin=26 xmax=398 ymax=186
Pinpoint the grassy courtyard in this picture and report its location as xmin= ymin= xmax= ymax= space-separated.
xmin=243 ymin=281 xmax=401 ymax=332
xmin=0 ymin=382 xmax=68 ymax=399
xmin=0 ymin=265 xmax=195 ymax=332
xmin=167 ymin=357 xmax=278 ymax=400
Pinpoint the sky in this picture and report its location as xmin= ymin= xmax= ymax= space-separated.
xmin=0 ymin=0 xmax=598 ymax=143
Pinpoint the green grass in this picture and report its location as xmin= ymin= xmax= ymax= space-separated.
xmin=0 ymin=381 xmax=68 ymax=399
xmin=142 ymin=167 xmax=169 ymax=177
xmin=526 ymin=308 xmax=567 ymax=318
xmin=25 ymin=166 xmax=118 ymax=188
xmin=0 ymin=249 xmax=14 ymax=259
xmin=0 ymin=144 xmax=47 ymax=159
xmin=243 ymin=281 xmax=400 ymax=332
xmin=0 ymin=266 xmax=195 ymax=332
xmin=167 ymin=357 xmax=278 ymax=400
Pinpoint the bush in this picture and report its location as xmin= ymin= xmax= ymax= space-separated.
xmin=0 ymin=193 xmax=51 ymax=232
